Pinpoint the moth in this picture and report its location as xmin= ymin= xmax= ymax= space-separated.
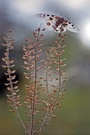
xmin=35 ymin=13 xmax=79 ymax=33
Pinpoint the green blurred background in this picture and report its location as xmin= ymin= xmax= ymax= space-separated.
xmin=0 ymin=0 xmax=90 ymax=135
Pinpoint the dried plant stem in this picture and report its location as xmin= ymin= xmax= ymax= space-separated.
xmin=30 ymin=45 xmax=37 ymax=135
xmin=30 ymin=29 xmax=41 ymax=135
xmin=2 ymin=31 xmax=30 ymax=135
xmin=2 ymin=28 xmax=66 ymax=135
xmin=34 ymin=35 xmax=66 ymax=134
xmin=45 ymin=62 xmax=49 ymax=94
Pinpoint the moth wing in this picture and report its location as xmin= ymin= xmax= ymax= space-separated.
xmin=35 ymin=13 xmax=57 ymax=24
xmin=36 ymin=13 xmax=79 ymax=33
xmin=35 ymin=13 xmax=67 ymax=33
xmin=35 ymin=13 xmax=57 ymax=31
xmin=35 ymin=13 xmax=51 ymax=19
xmin=66 ymin=22 xmax=79 ymax=33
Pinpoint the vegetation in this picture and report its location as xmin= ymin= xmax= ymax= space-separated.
xmin=2 ymin=27 xmax=67 ymax=135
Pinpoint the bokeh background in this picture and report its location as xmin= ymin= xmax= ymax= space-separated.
xmin=0 ymin=0 xmax=90 ymax=135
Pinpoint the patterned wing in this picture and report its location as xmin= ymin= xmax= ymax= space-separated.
xmin=66 ymin=21 xmax=79 ymax=33
xmin=35 ymin=13 xmax=67 ymax=33
xmin=35 ymin=13 xmax=59 ymax=23
xmin=35 ymin=13 xmax=79 ymax=33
